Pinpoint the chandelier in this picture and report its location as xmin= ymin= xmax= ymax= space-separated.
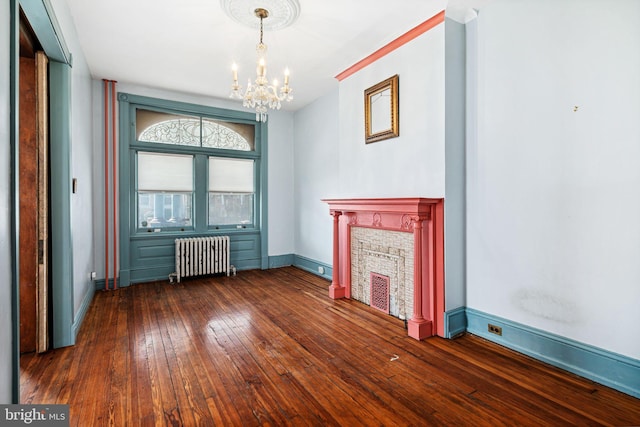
xmin=230 ymin=8 xmax=293 ymax=122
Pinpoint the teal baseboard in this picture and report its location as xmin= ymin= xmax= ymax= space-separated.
xmin=268 ymin=254 xmax=294 ymax=268
xmin=99 ymin=255 xmax=326 ymax=289
xmin=293 ymin=255 xmax=332 ymax=281
xmin=94 ymin=278 xmax=124 ymax=290
xmin=72 ymin=283 xmax=95 ymax=341
xmin=466 ymin=308 xmax=640 ymax=399
xmin=444 ymin=306 xmax=467 ymax=338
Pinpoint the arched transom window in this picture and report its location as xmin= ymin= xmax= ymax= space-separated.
xmin=136 ymin=109 xmax=254 ymax=151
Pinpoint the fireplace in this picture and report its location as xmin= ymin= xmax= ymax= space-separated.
xmin=323 ymin=198 xmax=445 ymax=339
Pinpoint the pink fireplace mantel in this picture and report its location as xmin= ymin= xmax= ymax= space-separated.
xmin=323 ymin=198 xmax=445 ymax=340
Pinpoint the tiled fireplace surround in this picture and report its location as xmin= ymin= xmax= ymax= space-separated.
xmin=323 ymin=198 xmax=445 ymax=339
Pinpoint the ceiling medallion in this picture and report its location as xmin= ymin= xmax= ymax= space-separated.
xmin=220 ymin=0 xmax=300 ymax=31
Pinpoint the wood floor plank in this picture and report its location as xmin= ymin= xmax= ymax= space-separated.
xmin=426 ymin=336 xmax=622 ymax=425
xmin=20 ymin=267 xmax=640 ymax=426
xmin=238 ymin=271 xmax=499 ymax=424
xmin=142 ymin=286 xmax=185 ymax=426
xmin=73 ymin=292 xmax=119 ymax=426
xmin=167 ymin=284 xmax=242 ymax=426
xmin=226 ymin=273 xmax=423 ymax=425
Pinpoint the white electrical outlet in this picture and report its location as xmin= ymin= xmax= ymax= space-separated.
xmin=318 ymin=266 xmax=325 ymax=274
xmin=90 ymin=271 xmax=96 ymax=280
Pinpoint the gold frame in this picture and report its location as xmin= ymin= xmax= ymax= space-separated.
xmin=364 ymin=74 xmax=399 ymax=144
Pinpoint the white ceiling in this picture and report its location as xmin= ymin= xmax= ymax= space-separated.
xmin=65 ymin=0 xmax=487 ymax=111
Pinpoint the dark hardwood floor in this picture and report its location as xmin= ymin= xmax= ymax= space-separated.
xmin=21 ymin=267 xmax=640 ymax=426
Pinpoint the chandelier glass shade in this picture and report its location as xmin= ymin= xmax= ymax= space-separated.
xmin=230 ymin=8 xmax=293 ymax=122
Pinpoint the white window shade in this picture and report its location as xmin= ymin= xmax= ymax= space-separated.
xmin=209 ymin=157 xmax=254 ymax=193
xmin=138 ymin=152 xmax=193 ymax=191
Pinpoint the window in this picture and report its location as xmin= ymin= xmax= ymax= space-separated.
xmin=136 ymin=109 xmax=254 ymax=151
xmin=131 ymin=107 xmax=259 ymax=232
xmin=208 ymin=157 xmax=254 ymax=226
xmin=119 ymin=93 xmax=267 ymax=284
xmin=137 ymin=152 xmax=193 ymax=229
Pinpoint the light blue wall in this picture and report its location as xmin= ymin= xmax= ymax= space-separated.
xmin=468 ymin=0 xmax=640 ymax=359
xmin=292 ymin=20 xmax=448 ymax=270
xmin=293 ymin=89 xmax=339 ymax=265
xmin=0 ymin=0 xmax=13 ymax=405
xmin=444 ymin=18 xmax=466 ymax=311
xmin=49 ymin=0 xmax=97 ymax=318
xmin=336 ymin=26 xmax=446 ymax=199
xmin=267 ymin=109 xmax=295 ymax=256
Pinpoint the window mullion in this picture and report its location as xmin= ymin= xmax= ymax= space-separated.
xmin=193 ymin=154 xmax=208 ymax=233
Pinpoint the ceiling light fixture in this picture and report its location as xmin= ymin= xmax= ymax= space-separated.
xmin=230 ymin=8 xmax=292 ymax=122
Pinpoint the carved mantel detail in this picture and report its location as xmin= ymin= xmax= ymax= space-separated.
xmin=372 ymin=212 xmax=382 ymax=227
xmin=323 ymin=198 xmax=445 ymax=340
xmin=401 ymin=214 xmax=413 ymax=231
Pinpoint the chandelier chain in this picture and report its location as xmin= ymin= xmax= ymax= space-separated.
xmin=259 ymin=15 xmax=264 ymax=45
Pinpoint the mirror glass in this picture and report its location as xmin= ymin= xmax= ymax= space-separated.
xmin=364 ymin=75 xmax=399 ymax=144
xmin=370 ymin=87 xmax=391 ymax=135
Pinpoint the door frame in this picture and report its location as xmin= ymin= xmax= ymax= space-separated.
xmin=10 ymin=0 xmax=72 ymax=403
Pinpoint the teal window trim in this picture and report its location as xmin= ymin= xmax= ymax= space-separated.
xmin=194 ymin=153 xmax=207 ymax=231
xmin=118 ymin=93 xmax=268 ymax=285
xmin=258 ymin=123 xmax=268 ymax=269
xmin=129 ymin=141 xmax=261 ymax=158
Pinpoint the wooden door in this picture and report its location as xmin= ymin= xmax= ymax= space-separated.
xmin=19 ymin=37 xmax=49 ymax=353
xmin=19 ymin=55 xmax=38 ymax=353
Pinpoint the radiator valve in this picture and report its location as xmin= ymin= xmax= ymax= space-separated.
xmin=168 ymin=272 xmax=178 ymax=283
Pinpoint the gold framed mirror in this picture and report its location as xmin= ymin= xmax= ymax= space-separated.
xmin=364 ymin=74 xmax=399 ymax=144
